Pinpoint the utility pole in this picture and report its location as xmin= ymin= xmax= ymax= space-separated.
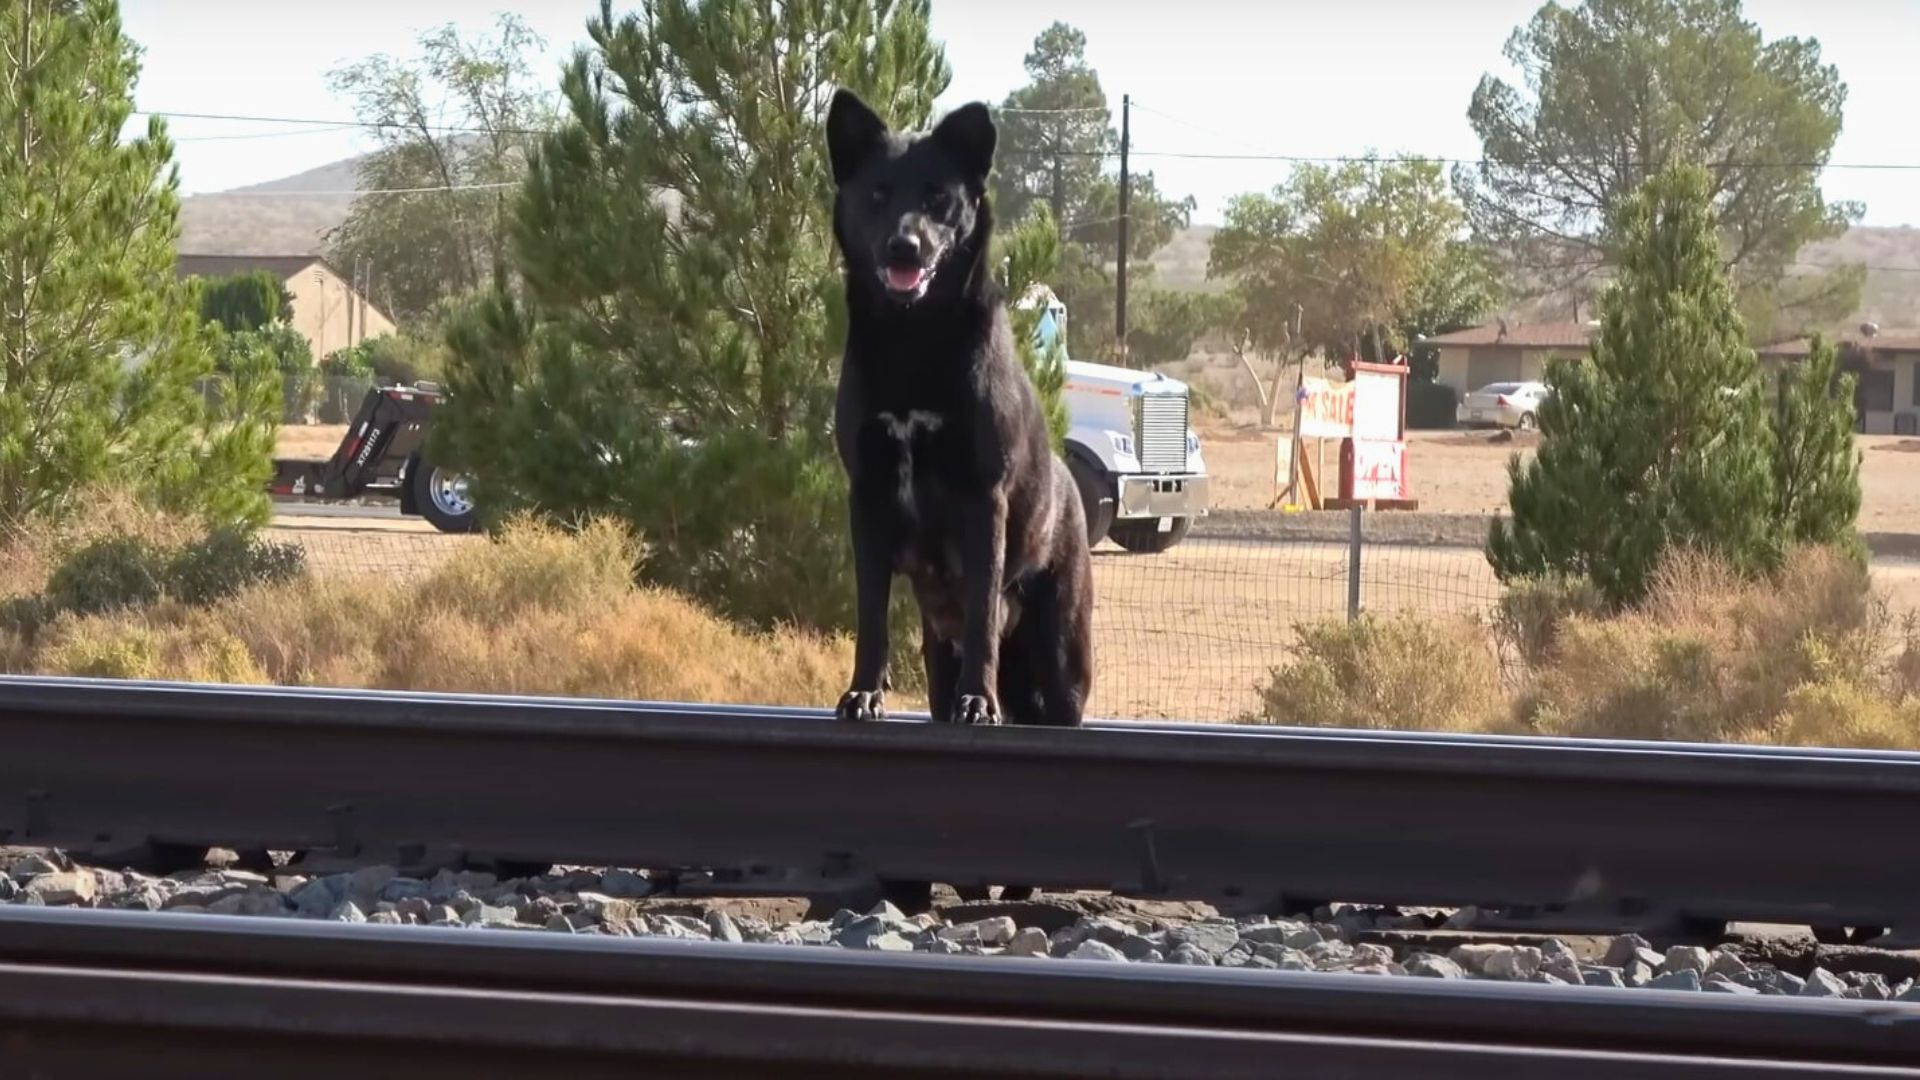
xmin=1115 ymin=93 xmax=1131 ymax=363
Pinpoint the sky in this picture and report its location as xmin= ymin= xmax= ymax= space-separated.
xmin=120 ymin=0 xmax=1920 ymax=226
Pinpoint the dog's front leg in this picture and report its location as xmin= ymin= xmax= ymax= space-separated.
xmin=951 ymin=489 xmax=1008 ymax=725
xmin=838 ymin=483 xmax=893 ymax=722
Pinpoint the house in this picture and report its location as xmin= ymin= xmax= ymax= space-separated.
xmin=175 ymin=254 xmax=395 ymax=360
xmin=1420 ymin=319 xmax=1598 ymax=395
xmin=1758 ymin=326 xmax=1920 ymax=436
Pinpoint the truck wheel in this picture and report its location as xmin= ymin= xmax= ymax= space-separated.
xmin=1068 ymin=455 xmax=1114 ymax=547
xmin=410 ymin=457 xmax=479 ymax=534
xmin=1109 ymin=517 xmax=1192 ymax=554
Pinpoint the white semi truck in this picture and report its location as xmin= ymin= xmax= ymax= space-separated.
xmin=1022 ymin=286 xmax=1210 ymax=553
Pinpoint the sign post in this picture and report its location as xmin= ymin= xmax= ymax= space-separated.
xmin=1272 ymin=362 xmax=1417 ymax=511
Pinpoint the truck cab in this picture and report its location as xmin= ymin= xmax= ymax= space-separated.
xmin=1020 ymin=286 xmax=1210 ymax=553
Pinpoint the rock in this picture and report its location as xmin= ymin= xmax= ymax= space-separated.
xmin=1662 ymin=946 xmax=1711 ymax=975
xmin=1404 ymin=953 xmax=1466 ymax=979
xmin=1542 ymin=954 xmax=1583 ymax=985
xmin=1305 ymin=940 xmax=1355 ymax=970
xmin=24 ymin=871 xmax=96 ymax=906
xmin=1540 ymin=939 xmax=1577 ymax=961
xmin=1348 ymin=943 xmax=1396 ymax=968
xmin=1447 ymin=944 xmax=1508 ymax=976
xmin=1115 ymin=933 xmax=1161 ymax=961
xmin=650 ymin=915 xmax=713 ymax=940
xmin=425 ymin=904 xmax=458 ymax=926
xmin=473 ymin=904 xmax=518 ymax=928
xmin=1646 ymin=969 xmax=1702 ymax=992
xmin=368 ymin=911 xmax=404 ymax=925
xmin=1159 ymin=914 xmax=1236 ymax=949
xmin=1218 ymin=942 xmax=1257 ymax=968
xmin=1602 ymin=934 xmax=1652 ymax=969
xmin=8 ymin=853 xmax=67 ymax=879
xmin=1799 ymin=968 xmax=1849 ymax=998
xmin=1846 ymin=972 xmax=1893 ymax=1002
xmin=597 ymin=869 xmax=654 ymax=898
xmin=1530 ymin=972 xmax=1572 ymax=986
xmin=1485 ymin=946 xmax=1544 ymax=982
xmin=1703 ymin=975 xmax=1759 ymax=995
xmin=396 ymin=897 xmax=433 ymax=922
xmin=1624 ymin=959 xmax=1656 ymax=987
xmin=1441 ymin=906 xmax=1481 ymax=930
xmin=1252 ymin=944 xmax=1310 ymax=967
xmin=207 ymin=893 xmax=248 ymax=916
xmin=1898 ymin=983 xmax=1920 ymax=1003
xmin=1705 ymin=950 xmax=1750 ymax=979
xmin=834 ymin=915 xmax=898 ymax=950
xmin=1733 ymin=969 xmax=1802 ymax=996
xmin=867 ymin=900 xmax=908 ymax=923
xmin=955 ymin=916 xmax=1017 ymax=948
xmin=1006 ymin=928 xmax=1051 ymax=958
xmin=291 ymin=874 xmax=349 ymax=917
xmin=381 ymin=877 xmax=430 ymax=903
xmin=1067 ymin=940 xmax=1128 ymax=962
xmin=1167 ymin=943 xmax=1216 ymax=966
xmin=1240 ymin=921 xmax=1309 ymax=945
xmin=330 ymin=900 xmax=367 ymax=924
xmin=348 ymin=865 xmax=397 ymax=900
xmin=1581 ymin=967 xmax=1627 ymax=989
xmin=107 ymin=883 xmax=165 ymax=911
xmin=917 ymin=937 xmax=964 ymax=956
xmin=1282 ymin=927 xmax=1325 ymax=950
xmin=706 ymin=911 xmax=744 ymax=944
xmin=934 ymin=895 xmax=1218 ymax=936
xmin=0 ymin=875 xmax=16 ymax=902
xmin=861 ymin=932 xmax=915 ymax=952
xmin=546 ymin=911 xmax=596 ymax=933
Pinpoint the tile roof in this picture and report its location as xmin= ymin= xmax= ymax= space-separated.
xmin=1758 ymin=330 xmax=1920 ymax=357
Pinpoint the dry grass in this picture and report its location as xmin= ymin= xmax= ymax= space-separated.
xmin=1250 ymin=545 xmax=1920 ymax=750
xmin=8 ymin=515 xmax=857 ymax=708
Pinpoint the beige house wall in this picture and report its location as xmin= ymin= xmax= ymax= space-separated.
xmin=1434 ymin=347 xmax=1571 ymax=394
xmin=281 ymin=262 xmax=396 ymax=360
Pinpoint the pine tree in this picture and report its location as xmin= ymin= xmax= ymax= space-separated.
xmin=434 ymin=0 xmax=960 ymax=632
xmin=0 ymin=0 xmax=276 ymax=527
xmin=995 ymin=204 xmax=1069 ymax=449
xmin=1769 ymin=333 xmax=1862 ymax=557
xmin=1488 ymin=163 xmax=1779 ymax=606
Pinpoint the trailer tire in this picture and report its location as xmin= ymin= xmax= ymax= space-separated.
xmin=410 ymin=456 xmax=479 ymax=534
xmin=1109 ymin=516 xmax=1192 ymax=554
xmin=1067 ymin=454 xmax=1114 ymax=547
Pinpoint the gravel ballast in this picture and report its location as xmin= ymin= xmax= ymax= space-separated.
xmin=2 ymin=848 xmax=1917 ymax=1001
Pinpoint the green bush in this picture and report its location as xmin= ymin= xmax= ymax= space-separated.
xmin=197 ymin=270 xmax=293 ymax=333
xmin=28 ymin=528 xmax=307 ymax=631
xmin=1405 ymin=379 xmax=1458 ymax=430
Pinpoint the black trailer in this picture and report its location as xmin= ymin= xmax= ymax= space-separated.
xmin=267 ymin=382 xmax=478 ymax=534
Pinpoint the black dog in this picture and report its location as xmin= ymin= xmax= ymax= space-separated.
xmin=825 ymin=88 xmax=1094 ymax=728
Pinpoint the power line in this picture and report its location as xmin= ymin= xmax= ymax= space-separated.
xmin=173 ymin=125 xmax=361 ymax=142
xmin=191 ymin=181 xmax=517 ymax=197
xmin=134 ymin=109 xmax=546 ymax=138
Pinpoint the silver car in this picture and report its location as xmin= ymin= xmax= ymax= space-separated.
xmin=1457 ymin=380 xmax=1551 ymax=430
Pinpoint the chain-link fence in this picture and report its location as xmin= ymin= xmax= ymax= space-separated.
xmin=269 ymin=506 xmax=1505 ymax=722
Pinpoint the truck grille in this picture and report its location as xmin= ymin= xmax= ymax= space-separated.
xmin=1133 ymin=393 xmax=1189 ymax=472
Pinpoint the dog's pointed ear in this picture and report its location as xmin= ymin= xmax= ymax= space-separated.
xmin=827 ymin=88 xmax=889 ymax=186
xmin=931 ymin=102 xmax=996 ymax=186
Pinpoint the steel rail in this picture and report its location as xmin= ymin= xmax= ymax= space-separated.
xmin=5 ymin=675 xmax=1920 ymax=932
xmin=0 ymin=908 xmax=1915 ymax=1079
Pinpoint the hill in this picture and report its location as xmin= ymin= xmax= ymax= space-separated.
xmin=178 ymin=152 xmax=1920 ymax=329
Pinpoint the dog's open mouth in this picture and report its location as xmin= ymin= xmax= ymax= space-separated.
xmin=882 ymin=263 xmax=934 ymax=301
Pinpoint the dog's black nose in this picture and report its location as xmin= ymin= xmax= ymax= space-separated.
xmin=886 ymin=234 xmax=921 ymax=264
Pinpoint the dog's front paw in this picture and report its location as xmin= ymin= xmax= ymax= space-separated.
xmin=837 ymin=689 xmax=886 ymax=722
xmin=952 ymin=694 xmax=1002 ymax=726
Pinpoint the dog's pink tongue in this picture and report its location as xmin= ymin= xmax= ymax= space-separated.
xmin=887 ymin=266 xmax=925 ymax=292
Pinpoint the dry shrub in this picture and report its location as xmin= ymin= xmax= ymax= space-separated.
xmin=1517 ymin=546 xmax=1919 ymax=747
xmin=1491 ymin=574 xmax=1606 ymax=671
xmin=1249 ymin=614 xmax=1503 ymax=732
xmin=13 ymin=514 xmax=854 ymax=708
xmin=0 ymin=485 xmax=206 ymax=601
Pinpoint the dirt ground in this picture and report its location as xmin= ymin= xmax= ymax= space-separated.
xmin=269 ymin=422 xmax=1920 ymax=722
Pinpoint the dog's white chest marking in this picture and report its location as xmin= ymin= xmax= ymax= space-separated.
xmin=877 ymin=410 xmax=945 ymax=441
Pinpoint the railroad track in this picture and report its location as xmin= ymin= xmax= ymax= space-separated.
xmin=0 ymin=905 xmax=1917 ymax=1078
xmin=5 ymin=675 xmax=1920 ymax=941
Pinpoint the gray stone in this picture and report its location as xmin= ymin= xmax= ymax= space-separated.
xmin=167 ymin=904 xmax=209 ymax=915
xmin=1348 ymin=943 xmax=1396 ymax=968
xmin=24 ymin=871 xmax=96 ymax=906
xmin=1441 ymin=906 xmax=1481 ymax=929
xmin=425 ymin=904 xmax=458 ymax=925
xmin=794 ymin=921 xmax=834 ymax=946
xmin=0 ymin=875 xmax=16 ymax=902
xmin=1447 ymin=943 xmax=1508 ymax=976
xmin=381 ymin=877 xmax=430 ymax=903
xmin=1067 ymin=940 xmax=1128 ymax=962
xmin=1006 ymin=927 xmax=1051 ymax=957
xmin=1252 ymin=943 xmax=1310 ymax=967
xmin=206 ymin=893 xmax=247 ymax=916
xmin=1404 ymin=953 xmax=1466 ymax=979
xmin=1485 ymin=946 xmax=1544 ymax=982
xmin=473 ymin=904 xmax=518 ymax=928
xmin=866 ymin=900 xmax=908 ymax=923
xmin=1846 ymin=972 xmax=1893 ymax=1001
xmin=1283 ymin=927 xmax=1325 ymax=950
xmin=1703 ymin=975 xmax=1759 ymax=995
xmin=546 ymin=911 xmax=596 ymax=933
xmin=1897 ymin=983 xmax=1920 ymax=1003
xmin=834 ymin=915 xmax=894 ymax=950
xmin=1137 ymin=948 xmax=1166 ymax=964
xmin=396 ymin=897 xmax=433 ymax=922
xmin=1305 ymin=940 xmax=1355 ymax=969
xmin=1581 ymin=966 xmax=1628 ymax=989
xmin=1662 ymin=946 xmax=1711 ymax=975
xmin=861 ymin=932 xmax=915 ymax=952
xmin=706 ymin=911 xmax=744 ymax=944
xmin=1542 ymin=954 xmax=1583 ymax=985
xmin=368 ymin=911 xmax=404 ymax=925
xmin=1734 ymin=969 xmax=1803 ymax=996
xmin=1602 ymin=934 xmax=1653 ymax=969
xmin=1115 ymin=933 xmax=1161 ymax=961
xmin=1167 ymin=943 xmax=1216 ymax=966
xmin=1646 ymin=969 xmax=1702 ymax=992
xmin=1799 ymin=968 xmax=1849 ymax=998
xmin=1540 ymin=939 xmax=1577 ymax=962
xmin=952 ymin=916 xmax=1017 ymax=948
xmin=1706 ymin=950 xmax=1750 ymax=979
xmin=9 ymin=854 xmax=65 ymax=879
xmin=1624 ymin=959 xmax=1656 ymax=988
xmin=348 ymin=865 xmax=396 ymax=900
xmin=1530 ymin=972 xmax=1572 ymax=986
xmin=330 ymin=900 xmax=367 ymax=924
xmin=650 ymin=915 xmax=713 ymax=940
xmin=108 ymin=883 xmax=165 ymax=911
xmin=917 ymin=937 xmax=964 ymax=955
xmin=1239 ymin=921 xmax=1309 ymax=946
xmin=289 ymin=878 xmax=337 ymax=917
xmin=234 ymin=887 xmax=288 ymax=917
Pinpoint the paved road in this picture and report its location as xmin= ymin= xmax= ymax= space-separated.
xmin=269 ymin=500 xmax=437 ymax=533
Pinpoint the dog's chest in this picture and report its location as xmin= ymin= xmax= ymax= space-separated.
xmin=860 ymin=408 xmax=970 ymax=514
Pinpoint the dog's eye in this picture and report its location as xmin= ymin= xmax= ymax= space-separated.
xmin=870 ymin=185 xmax=891 ymax=206
xmin=925 ymin=190 xmax=952 ymax=214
